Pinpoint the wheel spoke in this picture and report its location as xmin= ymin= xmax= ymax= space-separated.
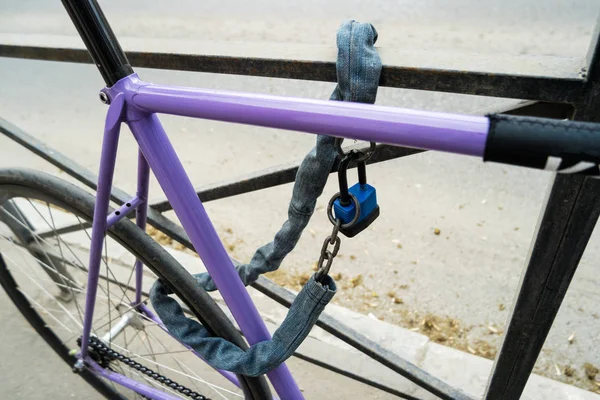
xmin=1 ymin=205 xmax=122 ymax=310
xmin=117 ymin=259 xmax=137 ymax=307
xmin=3 ymin=252 xmax=83 ymax=329
xmin=105 ymin=237 xmax=113 ymax=348
xmin=143 ymin=330 xmax=161 ymax=376
xmin=110 ymin=340 xmax=240 ymax=397
xmin=46 ymin=201 xmax=86 ymax=326
xmin=172 ymin=357 xmax=211 ymax=399
xmin=144 ymin=329 xmax=241 ymax=398
xmin=0 ymin=193 xmax=243 ymax=400
xmin=18 ymin=288 xmax=75 ymax=334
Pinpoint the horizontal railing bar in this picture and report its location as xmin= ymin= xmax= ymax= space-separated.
xmin=289 ymin=351 xmax=422 ymax=400
xmin=0 ymin=34 xmax=588 ymax=103
xmin=0 ymin=117 xmax=194 ymax=245
xmin=501 ymin=101 xmax=574 ymax=118
xmin=148 ymin=144 xmax=422 ymax=212
xmin=0 ymin=117 xmax=130 ymax=206
xmin=38 ymin=220 xmax=92 ymax=239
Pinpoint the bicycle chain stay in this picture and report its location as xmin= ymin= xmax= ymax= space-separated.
xmin=77 ymin=336 xmax=210 ymax=400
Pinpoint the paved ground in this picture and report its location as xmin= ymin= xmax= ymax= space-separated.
xmin=0 ymin=288 xmax=105 ymax=399
xmin=0 ymin=0 xmax=599 ymax=397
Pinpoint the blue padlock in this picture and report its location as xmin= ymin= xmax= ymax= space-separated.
xmin=331 ymin=155 xmax=380 ymax=237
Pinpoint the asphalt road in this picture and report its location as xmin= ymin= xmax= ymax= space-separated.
xmin=0 ymin=0 xmax=599 ymax=397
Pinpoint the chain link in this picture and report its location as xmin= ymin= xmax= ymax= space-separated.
xmin=315 ymin=219 xmax=342 ymax=282
xmin=79 ymin=336 xmax=210 ymax=400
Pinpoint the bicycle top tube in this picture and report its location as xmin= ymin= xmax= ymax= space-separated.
xmin=109 ymin=74 xmax=489 ymax=157
xmin=107 ymin=73 xmax=600 ymax=176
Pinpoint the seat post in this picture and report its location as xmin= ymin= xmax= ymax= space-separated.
xmin=61 ymin=0 xmax=133 ymax=86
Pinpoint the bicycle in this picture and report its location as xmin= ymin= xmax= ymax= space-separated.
xmin=1 ymin=1 xmax=600 ymax=400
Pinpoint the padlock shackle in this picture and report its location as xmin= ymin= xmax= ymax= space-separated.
xmin=358 ymin=161 xmax=367 ymax=186
xmin=338 ymin=150 xmax=369 ymax=205
xmin=337 ymin=154 xmax=355 ymax=206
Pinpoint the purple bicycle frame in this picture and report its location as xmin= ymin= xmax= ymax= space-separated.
xmin=78 ymin=73 xmax=489 ymax=400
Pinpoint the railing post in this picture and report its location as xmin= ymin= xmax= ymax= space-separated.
xmin=483 ymin=13 xmax=600 ymax=400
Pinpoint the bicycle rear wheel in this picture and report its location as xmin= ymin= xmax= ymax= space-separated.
xmin=0 ymin=168 xmax=271 ymax=400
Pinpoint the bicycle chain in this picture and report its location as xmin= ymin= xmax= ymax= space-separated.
xmin=78 ymin=336 xmax=210 ymax=400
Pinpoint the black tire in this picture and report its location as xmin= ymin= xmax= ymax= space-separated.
xmin=0 ymin=168 xmax=271 ymax=400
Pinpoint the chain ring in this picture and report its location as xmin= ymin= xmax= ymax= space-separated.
xmin=327 ymin=193 xmax=361 ymax=229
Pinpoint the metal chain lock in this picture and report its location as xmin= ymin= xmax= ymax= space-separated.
xmin=314 ymin=140 xmax=378 ymax=283
xmin=314 ymin=219 xmax=342 ymax=283
xmin=332 ymin=141 xmax=380 ymax=237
